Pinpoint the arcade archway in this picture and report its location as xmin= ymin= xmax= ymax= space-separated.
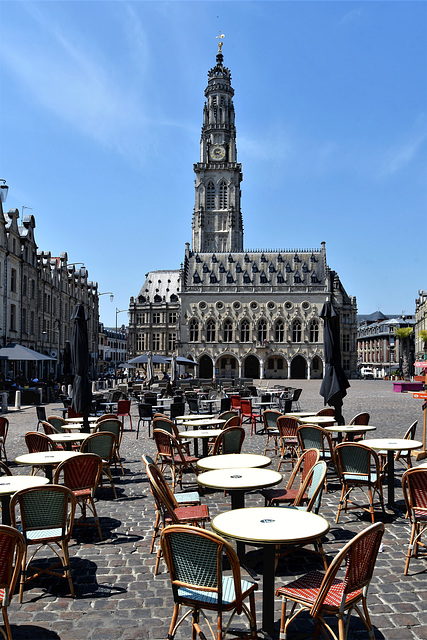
xmin=243 ymin=355 xmax=260 ymax=378
xmin=199 ymin=354 xmax=213 ymax=379
xmin=290 ymin=355 xmax=307 ymax=379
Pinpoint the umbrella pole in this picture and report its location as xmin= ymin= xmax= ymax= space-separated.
xmin=82 ymin=406 xmax=90 ymax=434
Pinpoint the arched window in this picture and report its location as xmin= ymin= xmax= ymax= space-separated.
xmin=240 ymin=319 xmax=250 ymax=342
xmin=219 ymin=181 xmax=228 ymax=209
xmin=275 ymin=319 xmax=284 ymax=342
xmin=189 ymin=319 xmax=199 ymax=342
xmin=243 ymin=271 xmax=251 ymax=284
xmin=193 ymin=272 xmax=201 ymax=283
xmin=210 ymin=273 xmax=217 ymax=283
xmin=226 ymin=272 xmax=234 ymax=283
xmin=258 ymin=319 xmax=267 ymax=343
xmin=310 ymin=319 xmax=319 ymax=343
xmin=277 ymin=272 xmax=284 ymax=284
xmin=292 ymin=319 xmax=302 ymax=342
xmin=260 ymin=272 xmax=268 ymax=283
xmin=206 ymin=320 xmax=216 ymax=342
xmin=294 ymin=273 xmax=301 ymax=284
xmin=311 ymin=273 xmax=318 ymax=283
xmin=206 ymin=182 xmax=215 ymax=209
xmin=223 ymin=319 xmax=233 ymax=342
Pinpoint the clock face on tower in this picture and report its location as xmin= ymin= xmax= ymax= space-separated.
xmin=210 ymin=144 xmax=226 ymax=161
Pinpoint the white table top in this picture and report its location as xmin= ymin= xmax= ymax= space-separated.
xmin=298 ymin=416 xmax=336 ymax=424
xmin=15 ymin=451 xmax=81 ymax=466
xmin=324 ymin=425 xmax=377 ymax=434
xmin=64 ymin=417 xmax=98 ymax=424
xmin=179 ymin=418 xmax=226 ymax=428
xmin=179 ymin=429 xmax=223 ymax=439
xmin=0 ymin=475 xmax=49 ymax=496
xmin=177 ymin=414 xmax=216 ymax=421
xmin=198 ymin=468 xmax=282 ymax=491
xmin=284 ymin=411 xmax=317 ymax=418
xmin=363 ymin=438 xmax=423 ymax=451
xmin=48 ymin=433 xmax=87 ymax=443
xmin=212 ymin=507 xmax=329 ymax=545
xmin=197 ymin=453 xmax=271 ymax=471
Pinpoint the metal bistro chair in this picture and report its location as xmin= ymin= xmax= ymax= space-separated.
xmin=54 ymin=453 xmax=103 ymax=541
xmin=146 ymin=464 xmax=210 ymax=576
xmin=0 ymin=524 xmax=25 ymax=640
xmin=161 ymin=524 xmax=258 ymax=640
xmin=142 ymin=455 xmax=201 ymax=555
xmin=275 ymin=522 xmax=385 ymax=640
xmin=10 ymin=484 xmax=77 ymax=603
xmin=153 ymin=416 xmax=191 ymax=455
xmin=335 ymin=443 xmax=385 ymax=524
xmin=95 ymin=418 xmax=125 ymax=475
xmin=169 ymin=402 xmax=186 ymax=422
xmin=36 ymin=406 xmax=47 ymax=431
xmin=47 ymin=415 xmax=67 ymax=433
xmin=116 ymin=399 xmax=133 ymax=432
xmin=240 ymin=399 xmax=262 ymax=436
xmin=262 ymin=448 xmax=320 ymax=506
xmin=297 ymin=424 xmax=337 ymax=490
xmin=262 ymin=409 xmax=282 ymax=455
xmin=137 ymin=403 xmax=153 ymax=439
xmin=402 ymin=466 xmax=427 ymax=575
xmin=345 ymin=412 xmax=371 ymax=442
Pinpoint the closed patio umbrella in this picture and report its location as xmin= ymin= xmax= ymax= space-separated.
xmin=146 ymin=351 xmax=155 ymax=387
xmin=170 ymin=353 xmax=177 ymax=386
xmin=70 ymin=304 xmax=92 ymax=433
xmin=319 ymin=301 xmax=350 ymax=425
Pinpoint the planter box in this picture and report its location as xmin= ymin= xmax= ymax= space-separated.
xmin=393 ymin=381 xmax=424 ymax=393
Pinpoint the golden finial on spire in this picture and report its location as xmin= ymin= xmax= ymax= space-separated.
xmin=216 ymin=31 xmax=225 ymax=53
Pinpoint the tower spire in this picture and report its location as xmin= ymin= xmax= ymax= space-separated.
xmin=191 ymin=41 xmax=244 ymax=253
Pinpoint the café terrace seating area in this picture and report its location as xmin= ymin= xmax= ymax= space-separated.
xmin=0 ymin=380 xmax=426 ymax=640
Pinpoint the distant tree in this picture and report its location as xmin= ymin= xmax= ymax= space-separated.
xmin=395 ymin=327 xmax=413 ymax=380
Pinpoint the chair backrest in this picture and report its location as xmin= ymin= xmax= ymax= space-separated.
xmin=47 ymin=415 xmax=66 ymax=432
xmin=41 ymin=421 xmax=60 ymax=436
xmin=36 ymin=406 xmax=47 ymax=422
xmin=0 ymin=417 xmax=9 ymax=440
xmin=402 ymin=420 xmax=418 ymax=441
xmin=220 ymin=397 xmax=231 ymax=412
xmin=153 ymin=429 xmax=188 ymax=466
xmin=296 ymin=461 xmax=327 ymax=513
xmin=25 ymin=431 xmax=54 ymax=453
xmin=53 ymin=453 xmax=102 ymax=492
xmin=153 ymin=416 xmax=179 ymax=438
xmin=144 ymin=395 xmax=157 ymax=406
xmin=310 ymin=522 xmax=384 ymax=619
xmin=292 ymin=388 xmax=302 ymax=402
xmin=117 ymin=399 xmax=131 ymax=415
xmin=146 ymin=462 xmax=179 ymax=517
xmin=80 ymin=432 xmax=117 ymax=462
xmin=230 ymin=395 xmax=242 ymax=410
xmin=0 ymin=525 xmax=25 ymax=605
xmin=402 ymin=466 xmax=427 ymax=517
xmin=111 ymin=390 xmax=122 ymax=403
xmin=222 ymin=415 xmax=241 ymax=430
xmin=142 ymin=454 xmax=156 ymax=469
xmin=138 ymin=403 xmax=153 ymax=419
xmin=212 ymin=426 xmax=245 ymax=456
xmin=170 ymin=402 xmax=185 ymax=421
xmin=297 ymin=425 xmax=335 ymax=461
xmin=187 ymin=398 xmax=199 ymax=414
xmin=95 ymin=418 xmax=122 ymax=442
xmin=316 ymin=408 xmax=335 ymax=417
xmin=286 ymin=448 xmax=320 ymax=492
xmin=240 ymin=399 xmax=252 ymax=417
xmin=263 ymin=409 xmax=282 ymax=432
xmin=11 ymin=485 xmax=76 ymax=542
xmin=96 ymin=413 xmax=118 ymax=423
xmin=335 ymin=442 xmax=381 ymax=480
xmin=277 ymin=416 xmax=299 ymax=439
xmin=0 ymin=460 xmax=12 ymax=476
xmin=218 ymin=411 xmax=239 ymax=422
xmin=160 ymin=524 xmax=246 ymax=611
xmin=349 ymin=412 xmax=370 ymax=426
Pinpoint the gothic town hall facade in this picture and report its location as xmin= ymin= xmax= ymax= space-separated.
xmin=128 ymin=48 xmax=357 ymax=381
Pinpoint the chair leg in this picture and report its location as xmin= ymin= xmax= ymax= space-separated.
xmin=2 ymin=606 xmax=12 ymax=640
xmin=61 ymin=540 xmax=75 ymax=597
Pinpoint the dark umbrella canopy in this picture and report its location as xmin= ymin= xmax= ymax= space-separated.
xmin=71 ymin=304 xmax=92 ymax=432
xmin=319 ymin=301 xmax=350 ymax=425
xmin=62 ymin=340 xmax=72 ymax=384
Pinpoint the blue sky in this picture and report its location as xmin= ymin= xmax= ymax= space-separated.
xmin=1 ymin=1 xmax=426 ymax=328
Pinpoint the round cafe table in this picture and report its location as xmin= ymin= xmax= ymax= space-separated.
xmin=324 ymin=424 xmax=377 ymax=443
xmin=212 ymin=507 xmax=329 ymax=638
xmin=283 ymin=411 xmax=317 ymax=418
xmin=15 ymin=451 xmax=81 ymax=482
xmin=197 ymin=453 xmax=271 ymax=471
xmin=47 ymin=433 xmax=87 ymax=450
xmin=198 ymin=467 xmax=282 ymax=509
xmin=64 ymin=417 xmax=98 ymax=425
xmin=179 ymin=429 xmax=223 ymax=457
xmin=0 ymin=475 xmax=49 ymax=525
xmin=297 ymin=416 xmax=336 ymax=426
xmin=363 ymin=438 xmax=423 ymax=507
xmin=177 ymin=414 xmax=216 ymax=422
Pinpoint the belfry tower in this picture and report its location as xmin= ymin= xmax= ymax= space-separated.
xmin=192 ymin=40 xmax=244 ymax=253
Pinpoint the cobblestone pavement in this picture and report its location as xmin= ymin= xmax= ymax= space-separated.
xmin=2 ymin=379 xmax=426 ymax=639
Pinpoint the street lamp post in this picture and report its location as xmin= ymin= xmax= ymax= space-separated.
xmin=115 ymin=308 xmax=128 ymax=383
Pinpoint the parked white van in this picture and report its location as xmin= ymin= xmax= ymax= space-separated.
xmin=360 ymin=367 xmax=374 ymax=379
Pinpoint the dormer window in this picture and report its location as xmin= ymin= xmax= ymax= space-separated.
xmin=244 ymin=254 xmax=250 ymax=263
xmin=294 ymin=273 xmax=301 ymax=284
xmin=212 ymin=254 xmax=217 ymax=263
xmin=269 ymin=263 xmax=276 ymax=273
xmin=260 ymin=272 xmax=268 ymax=283
xmin=236 ymin=263 xmax=242 ymax=273
xmin=302 ymin=263 xmax=308 ymax=273
xmin=277 ymin=272 xmax=284 ymax=284
xmin=261 ymin=254 xmax=267 ymax=262
xmin=252 ymin=263 xmax=259 ymax=273
xmin=286 ymin=263 xmax=292 ymax=273
xmin=195 ymin=254 xmax=201 ymax=263
xmin=210 ymin=273 xmax=217 ymax=283
xmin=202 ymin=263 xmax=209 ymax=273
xmin=311 ymin=273 xmax=318 ymax=284
xmin=228 ymin=254 xmax=234 ymax=263
xmin=219 ymin=263 xmax=225 ymax=273
xmin=226 ymin=272 xmax=234 ymax=283
xmin=193 ymin=272 xmax=201 ymax=284
xmin=294 ymin=253 xmax=300 ymax=262
xmin=243 ymin=271 xmax=251 ymax=284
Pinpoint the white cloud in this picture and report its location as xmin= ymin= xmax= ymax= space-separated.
xmin=378 ymin=129 xmax=427 ymax=178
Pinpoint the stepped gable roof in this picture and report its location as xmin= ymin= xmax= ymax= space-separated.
xmin=137 ymin=270 xmax=181 ymax=303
